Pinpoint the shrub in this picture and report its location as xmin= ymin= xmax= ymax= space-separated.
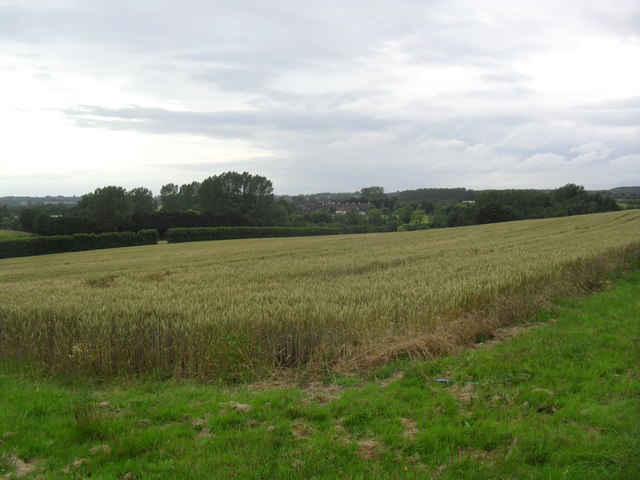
xmin=0 ymin=230 xmax=160 ymax=259
xmin=165 ymin=226 xmax=341 ymax=243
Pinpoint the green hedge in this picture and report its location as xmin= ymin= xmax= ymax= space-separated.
xmin=399 ymin=223 xmax=431 ymax=232
xmin=166 ymin=226 xmax=342 ymax=243
xmin=0 ymin=229 xmax=159 ymax=259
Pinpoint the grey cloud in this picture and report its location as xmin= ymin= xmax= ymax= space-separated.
xmin=2 ymin=0 xmax=638 ymax=195
xmin=63 ymin=104 xmax=390 ymax=137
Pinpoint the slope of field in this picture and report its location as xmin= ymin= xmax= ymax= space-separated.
xmin=0 ymin=210 xmax=639 ymax=379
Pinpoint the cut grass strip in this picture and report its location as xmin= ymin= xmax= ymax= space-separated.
xmin=1 ymin=271 xmax=639 ymax=478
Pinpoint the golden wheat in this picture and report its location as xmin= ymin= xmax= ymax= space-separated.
xmin=0 ymin=210 xmax=638 ymax=379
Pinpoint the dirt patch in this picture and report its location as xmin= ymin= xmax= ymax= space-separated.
xmin=219 ymin=401 xmax=251 ymax=413
xmin=191 ymin=418 xmax=208 ymax=428
xmin=449 ymin=384 xmax=476 ymax=404
xmin=400 ymin=417 xmax=419 ymax=439
xmin=251 ymin=379 xmax=346 ymax=404
xmin=357 ymin=439 xmax=382 ymax=460
xmin=470 ymin=322 xmax=546 ymax=350
xmin=292 ymin=421 xmax=315 ymax=441
xmin=195 ymin=428 xmax=214 ymax=439
xmin=62 ymin=458 xmax=87 ymax=474
xmin=331 ymin=423 xmax=352 ymax=445
xmin=1 ymin=455 xmax=36 ymax=479
xmin=457 ymin=447 xmax=495 ymax=462
xmin=380 ymin=371 xmax=404 ymax=387
xmin=301 ymin=381 xmax=343 ymax=404
xmin=89 ymin=444 xmax=111 ymax=456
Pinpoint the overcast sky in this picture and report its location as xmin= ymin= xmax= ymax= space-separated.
xmin=1 ymin=0 xmax=639 ymax=196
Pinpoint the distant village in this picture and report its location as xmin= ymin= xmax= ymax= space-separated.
xmin=299 ymin=201 xmax=374 ymax=215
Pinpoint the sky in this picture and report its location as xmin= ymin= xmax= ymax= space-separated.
xmin=1 ymin=0 xmax=639 ymax=196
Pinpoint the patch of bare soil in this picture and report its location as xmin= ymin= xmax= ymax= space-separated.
xmin=357 ymin=439 xmax=382 ymax=460
xmin=1 ymin=455 xmax=36 ymax=479
xmin=399 ymin=417 xmax=419 ymax=439
xmin=380 ymin=371 xmax=404 ymax=387
xmin=195 ymin=428 xmax=214 ymax=439
xmin=292 ymin=421 xmax=316 ymax=441
xmin=457 ymin=447 xmax=495 ymax=463
xmin=251 ymin=379 xmax=347 ymax=404
xmin=62 ymin=458 xmax=87 ymax=474
xmin=449 ymin=383 xmax=476 ymax=404
xmin=328 ymin=422 xmax=353 ymax=446
xmin=301 ymin=382 xmax=343 ymax=404
xmin=470 ymin=322 xmax=550 ymax=350
xmin=219 ymin=401 xmax=251 ymax=413
xmin=89 ymin=444 xmax=112 ymax=456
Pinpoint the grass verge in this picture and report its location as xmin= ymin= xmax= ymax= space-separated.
xmin=1 ymin=271 xmax=639 ymax=479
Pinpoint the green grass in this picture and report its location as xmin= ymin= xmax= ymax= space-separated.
xmin=1 ymin=211 xmax=639 ymax=380
xmin=1 ymin=271 xmax=639 ymax=479
xmin=0 ymin=230 xmax=32 ymax=241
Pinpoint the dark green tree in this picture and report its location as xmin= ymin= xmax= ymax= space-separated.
xmin=476 ymin=203 xmax=517 ymax=224
xmin=366 ymin=208 xmax=383 ymax=226
xmin=128 ymin=187 xmax=156 ymax=216
xmin=198 ymin=172 xmax=275 ymax=225
xmin=360 ymin=186 xmax=385 ymax=207
xmin=178 ymin=182 xmax=201 ymax=211
xmin=19 ymin=207 xmax=44 ymax=232
xmin=160 ymin=183 xmax=180 ymax=211
xmin=77 ymin=186 xmax=132 ymax=232
xmin=394 ymin=205 xmax=413 ymax=224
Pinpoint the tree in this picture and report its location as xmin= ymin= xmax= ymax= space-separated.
xmin=366 ymin=208 xmax=383 ymax=226
xmin=160 ymin=183 xmax=180 ymax=211
xmin=360 ymin=186 xmax=385 ymax=208
xmin=178 ymin=181 xmax=200 ymax=211
xmin=128 ymin=187 xmax=156 ymax=216
xmin=77 ymin=186 xmax=132 ymax=232
xmin=411 ymin=208 xmax=426 ymax=224
xmin=476 ymin=203 xmax=517 ymax=224
xmin=552 ymin=183 xmax=585 ymax=203
xmin=19 ymin=207 xmax=43 ymax=232
xmin=394 ymin=205 xmax=413 ymax=224
xmin=198 ymin=172 xmax=275 ymax=225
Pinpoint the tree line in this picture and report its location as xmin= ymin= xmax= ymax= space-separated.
xmin=4 ymin=174 xmax=623 ymax=237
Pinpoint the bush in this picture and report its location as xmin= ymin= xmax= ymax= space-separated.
xmin=0 ymin=230 xmax=160 ymax=259
xmin=166 ymin=226 xmax=341 ymax=243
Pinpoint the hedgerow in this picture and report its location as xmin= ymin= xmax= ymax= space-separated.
xmin=166 ymin=226 xmax=342 ymax=243
xmin=0 ymin=229 xmax=159 ymax=259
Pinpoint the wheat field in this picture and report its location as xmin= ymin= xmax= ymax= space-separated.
xmin=1 ymin=210 xmax=639 ymax=380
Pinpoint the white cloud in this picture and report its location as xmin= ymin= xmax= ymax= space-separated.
xmin=328 ymin=132 xmax=397 ymax=150
xmin=569 ymin=142 xmax=613 ymax=164
xmin=522 ymin=153 xmax=568 ymax=169
xmin=0 ymin=0 xmax=638 ymax=195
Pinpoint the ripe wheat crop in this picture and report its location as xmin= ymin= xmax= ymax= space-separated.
xmin=1 ymin=211 xmax=639 ymax=380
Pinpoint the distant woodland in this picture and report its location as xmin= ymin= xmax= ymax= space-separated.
xmin=1 ymin=173 xmax=636 ymax=237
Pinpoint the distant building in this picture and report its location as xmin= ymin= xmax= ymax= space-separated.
xmin=300 ymin=201 xmax=373 ymax=214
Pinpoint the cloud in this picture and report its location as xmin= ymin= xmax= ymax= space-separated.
xmin=522 ymin=153 xmax=568 ymax=169
xmin=1 ymin=0 xmax=638 ymax=195
xmin=569 ymin=142 xmax=613 ymax=164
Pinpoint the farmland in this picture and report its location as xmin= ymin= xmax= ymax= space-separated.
xmin=1 ymin=266 xmax=638 ymax=478
xmin=0 ymin=230 xmax=32 ymax=241
xmin=0 ymin=210 xmax=639 ymax=380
